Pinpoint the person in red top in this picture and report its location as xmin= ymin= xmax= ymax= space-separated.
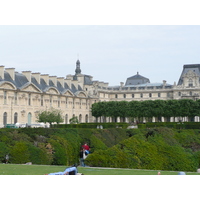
xmin=82 ymin=143 xmax=90 ymax=155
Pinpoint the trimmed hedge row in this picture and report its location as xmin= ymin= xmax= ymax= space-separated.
xmin=138 ymin=122 xmax=200 ymax=129
xmin=52 ymin=122 xmax=129 ymax=129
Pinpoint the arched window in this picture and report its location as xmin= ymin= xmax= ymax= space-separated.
xmin=65 ymin=114 xmax=68 ymax=124
xmin=189 ymin=79 xmax=193 ymax=87
xmin=3 ymin=112 xmax=7 ymax=127
xmin=28 ymin=94 xmax=31 ymax=106
xmin=14 ymin=112 xmax=18 ymax=124
xmin=85 ymin=114 xmax=88 ymax=123
xmin=4 ymin=91 xmax=7 ymax=104
xmin=79 ymin=114 xmax=82 ymax=123
xmin=28 ymin=112 xmax=32 ymax=125
xmin=41 ymin=95 xmax=43 ymax=106
xmin=58 ymin=96 xmax=60 ymax=107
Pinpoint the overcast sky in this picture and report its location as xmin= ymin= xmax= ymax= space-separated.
xmin=1 ymin=1 xmax=200 ymax=86
xmin=1 ymin=25 xmax=200 ymax=86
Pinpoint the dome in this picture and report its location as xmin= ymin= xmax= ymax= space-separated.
xmin=125 ymin=72 xmax=150 ymax=86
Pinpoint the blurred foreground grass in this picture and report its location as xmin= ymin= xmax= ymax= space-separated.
xmin=0 ymin=164 xmax=199 ymax=175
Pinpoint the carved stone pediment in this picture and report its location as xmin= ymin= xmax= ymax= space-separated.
xmin=63 ymin=90 xmax=73 ymax=96
xmin=77 ymin=92 xmax=86 ymax=97
xmin=22 ymin=84 xmax=41 ymax=93
xmin=0 ymin=83 xmax=15 ymax=90
xmin=46 ymin=88 xmax=59 ymax=94
xmin=183 ymin=70 xmax=199 ymax=78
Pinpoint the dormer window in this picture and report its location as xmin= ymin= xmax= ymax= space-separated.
xmin=188 ymin=79 xmax=193 ymax=87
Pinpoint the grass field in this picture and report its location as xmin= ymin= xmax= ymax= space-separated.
xmin=0 ymin=164 xmax=199 ymax=175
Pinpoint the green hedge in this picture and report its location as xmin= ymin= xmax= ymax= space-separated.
xmin=138 ymin=122 xmax=200 ymax=129
xmin=85 ymin=128 xmax=198 ymax=171
xmin=52 ymin=122 xmax=129 ymax=129
xmin=0 ymin=128 xmax=130 ymax=165
xmin=1 ymin=127 xmax=200 ymax=172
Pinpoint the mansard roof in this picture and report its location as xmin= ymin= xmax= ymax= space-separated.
xmin=0 ymin=70 xmax=84 ymax=96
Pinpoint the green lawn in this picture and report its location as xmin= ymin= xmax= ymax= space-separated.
xmin=0 ymin=164 xmax=199 ymax=175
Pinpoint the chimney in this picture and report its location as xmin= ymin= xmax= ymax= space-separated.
xmin=41 ymin=74 xmax=49 ymax=85
xmin=0 ymin=65 xmax=5 ymax=79
xmin=22 ymin=71 xmax=32 ymax=82
xmin=163 ymin=80 xmax=166 ymax=86
xmin=32 ymin=72 xmax=41 ymax=84
xmin=5 ymin=68 xmax=15 ymax=80
xmin=49 ymin=76 xmax=57 ymax=86
xmin=57 ymin=77 xmax=64 ymax=87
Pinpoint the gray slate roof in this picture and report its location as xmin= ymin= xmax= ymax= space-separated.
xmin=0 ymin=71 xmax=83 ymax=95
xmin=125 ymin=72 xmax=150 ymax=86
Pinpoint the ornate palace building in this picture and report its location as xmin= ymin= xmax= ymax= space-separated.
xmin=0 ymin=60 xmax=199 ymax=127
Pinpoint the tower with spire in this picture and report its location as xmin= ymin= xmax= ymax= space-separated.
xmin=75 ymin=59 xmax=81 ymax=75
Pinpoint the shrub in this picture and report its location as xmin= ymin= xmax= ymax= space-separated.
xmin=86 ymin=128 xmax=199 ymax=172
xmin=0 ymin=142 xmax=9 ymax=163
xmin=27 ymin=143 xmax=53 ymax=165
xmin=10 ymin=141 xmax=30 ymax=164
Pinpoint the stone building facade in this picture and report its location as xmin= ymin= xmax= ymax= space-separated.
xmin=0 ymin=60 xmax=200 ymax=127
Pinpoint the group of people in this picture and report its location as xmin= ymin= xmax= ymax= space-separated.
xmin=47 ymin=143 xmax=90 ymax=175
xmin=80 ymin=143 xmax=90 ymax=167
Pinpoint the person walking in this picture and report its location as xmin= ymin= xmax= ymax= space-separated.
xmin=79 ymin=148 xmax=85 ymax=167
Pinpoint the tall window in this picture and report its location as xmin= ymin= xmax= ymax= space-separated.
xmin=14 ymin=112 xmax=18 ymax=124
xmin=58 ymin=96 xmax=60 ymax=107
xmin=41 ymin=95 xmax=43 ymax=106
xmin=189 ymin=79 xmax=193 ymax=87
xmin=85 ymin=114 xmax=88 ymax=123
xmin=4 ymin=91 xmax=7 ymax=104
xmin=3 ymin=112 xmax=7 ymax=127
xmin=140 ymin=93 xmax=143 ymax=98
xmin=79 ymin=114 xmax=82 ymax=123
xmin=115 ymin=94 xmax=118 ymax=98
xmin=28 ymin=94 xmax=31 ymax=106
xmin=132 ymin=94 xmax=134 ymax=98
xmin=28 ymin=112 xmax=32 ymax=125
xmin=149 ymin=93 xmax=152 ymax=98
xmin=124 ymin=94 xmax=126 ymax=98
xmin=50 ymin=96 xmax=52 ymax=107
xmin=65 ymin=114 xmax=68 ymax=124
xmin=14 ymin=92 xmax=17 ymax=105
xmin=66 ymin=97 xmax=68 ymax=108
xmin=158 ymin=93 xmax=161 ymax=97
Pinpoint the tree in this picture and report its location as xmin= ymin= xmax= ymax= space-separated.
xmin=91 ymin=103 xmax=100 ymax=120
xmin=37 ymin=108 xmax=64 ymax=126
xmin=69 ymin=116 xmax=79 ymax=124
